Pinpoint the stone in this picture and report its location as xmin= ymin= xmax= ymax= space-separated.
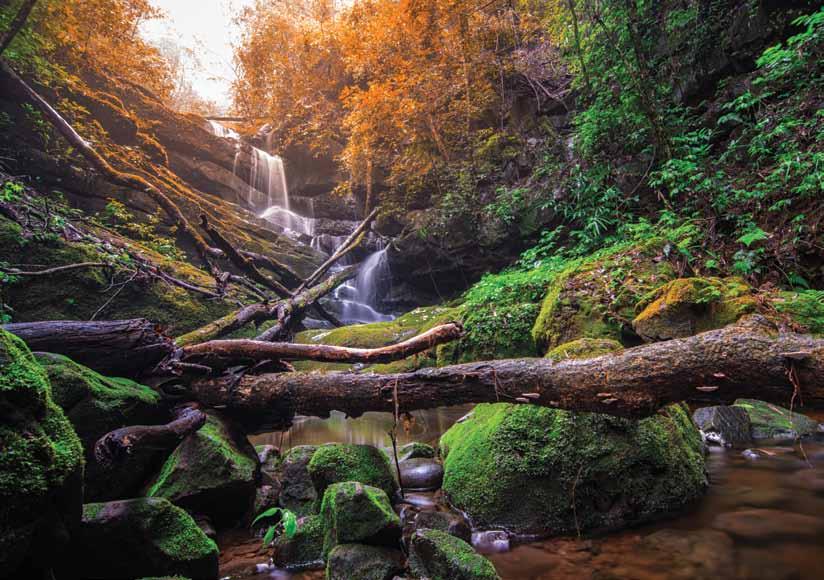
xmin=733 ymin=399 xmax=819 ymax=440
xmin=398 ymin=442 xmax=436 ymax=462
xmin=440 ymin=402 xmax=707 ymax=536
xmin=639 ymin=529 xmax=735 ymax=579
xmin=408 ymin=529 xmax=500 ymax=580
xmin=325 ymin=544 xmax=404 ymax=580
xmin=256 ymin=444 xmax=281 ymax=486
xmin=319 ymin=482 xmax=402 ymax=556
xmin=309 ymin=444 xmax=399 ymax=501
xmin=278 ymin=445 xmax=318 ymax=517
xmin=0 ymin=330 xmax=84 ymax=577
xmin=399 ymin=458 xmax=444 ymax=491
xmin=145 ymin=411 xmax=258 ymax=525
xmin=471 ymin=531 xmax=510 ymax=553
xmin=692 ymin=406 xmax=751 ymax=447
xmin=273 ymin=515 xmax=325 ymax=571
xmin=70 ymin=498 xmax=218 ymax=579
xmin=711 ymin=508 xmax=824 ymax=542
xmin=414 ymin=511 xmax=472 ymax=543
xmin=253 ymin=485 xmax=281 ymax=518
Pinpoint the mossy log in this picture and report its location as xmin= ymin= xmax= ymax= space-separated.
xmin=188 ymin=317 xmax=824 ymax=428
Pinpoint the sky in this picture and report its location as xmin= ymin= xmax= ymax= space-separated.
xmin=141 ymin=0 xmax=253 ymax=111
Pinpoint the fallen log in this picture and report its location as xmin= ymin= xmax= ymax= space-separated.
xmin=237 ymin=249 xmax=303 ymax=288
xmin=3 ymin=318 xmax=174 ymax=377
xmin=187 ymin=318 xmax=824 ymax=430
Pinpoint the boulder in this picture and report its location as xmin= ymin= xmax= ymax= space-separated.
xmin=692 ymin=406 xmax=752 ymax=447
xmin=544 ymin=337 xmax=623 ymax=361
xmin=309 ymin=444 xmax=399 ymax=501
xmin=408 ymin=529 xmax=500 ymax=580
xmin=71 ymin=498 xmax=218 ymax=579
xmin=399 ymin=458 xmax=444 ymax=491
xmin=325 ymin=544 xmax=404 ymax=580
xmin=256 ymin=444 xmax=281 ymax=486
xmin=273 ymin=515 xmax=325 ymax=571
xmin=440 ymin=403 xmax=707 ymax=536
xmin=632 ymin=277 xmax=756 ymax=342
xmin=253 ymin=485 xmax=281 ymax=517
xmin=414 ymin=511 xmax=472 ymax=543
xmin=398 ymin=441 xmax=436 ymax=462
xmin=279 ymin=445 xmax=318 ymax=517
xmin=0 ymin=330 xmax=84 ymax=577
xmin=319 ymin=482 xmax=402 ymax=556
xmin=145 ymin=411 xmax=258 ymax=525
xmin=733 ymin=399 xmax=819 ymax=440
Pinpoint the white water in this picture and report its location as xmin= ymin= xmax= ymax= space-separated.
xmin=208 ymin=120 xmax=240 ymax=140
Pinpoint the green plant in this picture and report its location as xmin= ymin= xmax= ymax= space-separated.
xmin=1 ymin=181 xmax=24 ymax=202
xmin=253 ymin=507 xmax=298 ymax=547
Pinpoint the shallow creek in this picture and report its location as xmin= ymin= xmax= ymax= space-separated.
xmin=220 ymin=408 xmax=824 ymax=580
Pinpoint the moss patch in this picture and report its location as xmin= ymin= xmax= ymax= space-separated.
xmin=273 ymin=514 xmax=324 ymax=570
xmin=308 ymin=444 xmax=399 ymax=503
xmin=544 ymin=338 xmax=624 ymax=361
xmin=409 ymin=529 xmax=500 ymax=580
xmin=733 ymin=399 xmax=820 ymax=440
xmin=772 ymin=290 xmax=824 ymax=336
xmin=319 ymin=481 xmax=401 ymax=556
xmin=439 ymin=402 xmax=706 ymax=536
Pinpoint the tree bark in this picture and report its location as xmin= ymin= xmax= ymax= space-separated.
xmin=0 ymin=0 xmax=37 ymax=56
xmin=3 ymin=318 xmax=173 ymax=377
xmin=187 ymin=318 xmax=824 ymax=430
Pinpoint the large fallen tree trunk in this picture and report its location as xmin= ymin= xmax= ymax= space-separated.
xmin=187 ymin=318 xmax=824 ymax=430
xmin=2 ymin=318 xmax=173 ymax=377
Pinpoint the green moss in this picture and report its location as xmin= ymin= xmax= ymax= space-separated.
xmin=319 ymin=481 xmax=401 ymax=556
xmin=308 ymin=444 xmax=399 ymax=502
xmin=325 ymin=544 xmax=403 ymax=580
xmin=439 ymin=402 xmax=706 ymax=536
xmin=273 ymin=514 xmax=324 ymax=570
xmin=399 ymin=442 xmax=436 ymax=461
xmin=409 ymin=529 xmax=500 ymax=580
xmin=544 ymin=338 xmax=624 ymax=360
xmin=773 ymin=290 xmax=824 ymax=336
xmin=733 ymin=399 xmax=820 ymax=440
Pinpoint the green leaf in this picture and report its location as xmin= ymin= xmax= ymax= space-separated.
xmin=737 ymin=227 xmax=768 ymax=247
xmin=252 ymin=507 xmax=282 ymax=526
xmin=282 ymin=510 xmax=298 ymax=539
xmin=262 ymin=526 xmax=276 ymax=546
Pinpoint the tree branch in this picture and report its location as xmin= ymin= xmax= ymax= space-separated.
xmin=0 ymin=0 xmax=37 ymax=56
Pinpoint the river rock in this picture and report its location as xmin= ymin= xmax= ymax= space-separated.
xmin=399 ymin=441 xmax=436 ymax=461
xmin=145 ymin=411 xmax=258 ymax=525
xmin=408 ymin=529 xmax=500 ymax=580
xmin=273 ymin=515 xmax=325 ymax=570
xmin=440 ymin=403 xmax=707 ymax=536
xmin=325 ymin=544 xmax=404 ymax=580
xmin=400 ymin=458 xmax=444 ymax=490
xmin=319 ymin=481 xmax=402 ymax=556
xmin=309 ymin=444 xmax=399 ymax=500
xmin=0 ymin=330 xmax=84 ymax=577
xmin=711 ymin=508 xmax=824 ymax=542
xmin=414 ymin=511 xmax=472 ymax=543
xmin=253 ymin=484 xmax=281 ymax=517
xmin=70 ymin=498 xmax=218 ymax=579
xmin=733 ymin=399 xmax=819 ymax=440
xmin=692 ymin=405 xmax=751 ymax=447
xmin=279 ymin=445 xmax=318 ymax=517
xmin=256 ymin=444 xmax=281 ymax=486
xmin=639 ymin=529 xmax=735 ymax=579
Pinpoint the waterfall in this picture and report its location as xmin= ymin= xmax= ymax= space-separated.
xmin=208 ymin=120 xmax=239 ymax=140
xmin=331 ymin=241 xmax=393 ymax=324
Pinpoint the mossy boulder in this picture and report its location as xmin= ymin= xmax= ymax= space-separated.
xmin=325 ymin=544 xmax=404 ymax=580
xmin=544 ymin=337 xmax=624 ymax=361
xmin=256 ymin=444 xmax=281 ymax=486
xmin=319 ymin=481 xmax=402 ymax=556
xmin=36 ymin=353 xmax=164 ymax=500
xmin=70 ymin=498 xmax=218 ymax=579
xmin=732 ymin=399 xmax=820 ymax=440
xmin=408 ymin=529 xmax=500 ymax=580
xmin=399 ymin=441 xmax=436 ymax=462
xmin=0 ymin=330 xmax=84 ymax=576
xmin=531 ymin=243 xmax=676 ymax=351
xmin=309 ymin=444 xmax=399 ymax=502
xmin=273 ymin=515 xmax=325 ymax=571
xmin=440 ymin=403 xmax=706 ymax=536
xmin=145 ymin=411 xmax=258 ymax=525
xmin=632 ymin=277 xmax=756 ymax=342
xmin=279 ymin=445 xmax=319 ymax=517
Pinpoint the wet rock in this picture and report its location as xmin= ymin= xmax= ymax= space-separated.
xmin=144 ymin=411 xmax=258 ymax=526
xmin=273 ymin=515 xmax=325 ymax=571
xmin=440 ymin=403 xmax=706 ymax=536
xmin=733 ymin=399 xmax=819 ymax=440
xmin=70 ymin=498 xmax=218 ymax=579
xmin=785 ymin=468 xmax=824 ymax=495
xmin=0 ymin=330 xmax=84 ymax=577
xmin=402 ymin=492 xmax=439 ymax=511
xmin=409 ymin=529 xmax=500 ymax=580
xmin=256 ymin=444 xmax=281 ymax=486
xmin=399 ymin=442 xmax=436 ymax=462
xmin=400 ymin=458 xmax=444 ymax=491
xmin=253 ymin=484 xmax=281 ymax=517
xmin=320 ymin=481 xmax=402 ymax=556
xmin=640 ymin=529 xmax=735 ymax=579
xmin=194 ymin=514 xmax=217 ymax=540
xmin=309 ymin=444 xmax=399 ymax=500
xmin=325 ymin=544 xmax=404 ymax=580
xmin=279 ymin=445 xmax=318 ymax=517
xmin=471 ymin=530 xmax=510 ymax=553
xmin=692 ymin=406 xmax=751 ymax=447
xmin=414 ymin=511 xmax=472 ymax=543
xmin=711 ymin=508 xmax=824 ymax=542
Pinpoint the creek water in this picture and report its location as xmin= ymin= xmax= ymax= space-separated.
xmin=225 ymin=407 xmax=824 ymax=580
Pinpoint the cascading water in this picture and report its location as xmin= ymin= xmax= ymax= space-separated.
xmin=332 ymin=241 xmax=394 ymax=324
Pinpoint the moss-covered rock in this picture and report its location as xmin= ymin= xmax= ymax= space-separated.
xmin=273 ymin=515 xmax=325 ymax=571
xmin=319 ymin=481 xmax=401 ymax=556
xmin=733 ymin=399 xmax=820 ymax=440
xmin=632 ymin=277 xmax=756 ymax=342
xmin=408 ymin=529 xmax=500 ymax=580
xmin=279 ymin=445 xmax=319 ymax=517
xmin=71 ymin=498 xmax=218 ymax=579
xmin=440 ymin=403 xmax=706 ymax=537
xmin=399 ymin=441 xmax=436 ymax=462
xmin=0 ymin=330 xmax=84 ymax=577
xmin=145 ymin=411 xmax=258 ymax=525
xmin=325 ymin=543 xmax=404 ymax=580
xmin=544 ymin=337 xmax=624 ymax=361
xmin=309 ymin=444 xmax=399 ymax=502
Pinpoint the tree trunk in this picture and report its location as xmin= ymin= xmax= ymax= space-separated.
xmin=0 ymin=0 xmax=37 ymax=56
xmin=187 ymin=318 xmax=824 ymax=431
